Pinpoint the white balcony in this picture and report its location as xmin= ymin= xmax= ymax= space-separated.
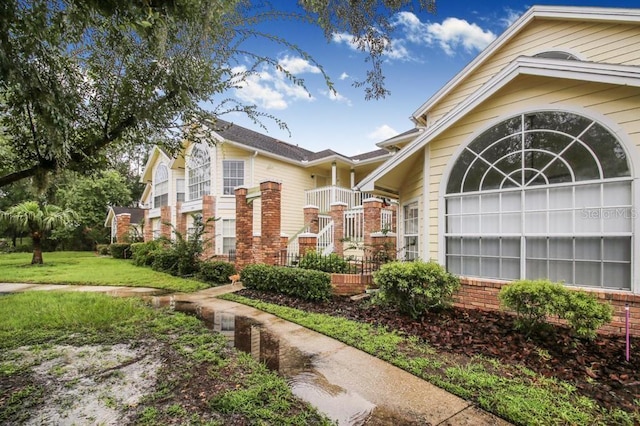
xmin=305 ymin=186 xmax=375 ymax=213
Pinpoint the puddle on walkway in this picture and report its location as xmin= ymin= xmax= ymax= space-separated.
xmin=152 ymin=296 xmax=380 ymax=425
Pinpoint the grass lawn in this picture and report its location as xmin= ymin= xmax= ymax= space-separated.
xmin=0 ymin=251 xmax=208 ymax=292
xmin=0 ymin=291 xmax=330 ymax=425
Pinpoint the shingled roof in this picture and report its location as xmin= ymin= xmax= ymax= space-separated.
xmin=110 ymin=207 xmax=144 ymax=224
xmin=208 ymin=119 xmax=389 ymax=163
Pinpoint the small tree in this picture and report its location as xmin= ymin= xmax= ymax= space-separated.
xmin=0 ymin=201 xmax=78 ymax=264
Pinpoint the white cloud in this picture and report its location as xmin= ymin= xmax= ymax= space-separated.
xmin=278 ymin=55 xmax=321 ymax=75
xmin=368 ymin=124 xmax=398 ymax=141
xmin=339 ymin=72 xmax=349 ymax=80
xmin=320 ymin=89 xmax=352 ymax=106
xmin=394 ymin=12 xmax=496 ymax=56
xmin=332 ymin=31 xmax=412 ymax=61
xmin=501 ymin=8 xmax=524 ymax=28
xmin=231 ymin=61 xmax=316 ymax=111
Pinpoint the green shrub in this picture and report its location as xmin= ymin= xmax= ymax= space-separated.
xmin=298 ymin=251 xmax=349 ymax=273
xmin=96 ymin=244 xmax=110 ymax=256
xmin=562 ymin=291 xmax=613 ymax=339
xmin=498 ymin=279 xmax=613 ymax=339
xmin=373 ymin=260 xmax=460 ymax=319
xmin=109 ymin=243 xmax=132 ymax=259
xmin=241 ymin=264 xmax=332 ymax=302
xmin=151 ymin=249 xmax=180 ymax=276
xmin=198 ymin=261 xmax=236 ymax=285
xmin=498 ymin=280 xmax=565 ymax=334
xmin=131 ymin=240 xmax=167 ymax=267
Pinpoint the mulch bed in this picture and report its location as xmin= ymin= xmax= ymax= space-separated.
xmin=238 ymin=289 xmax=640 ymax=413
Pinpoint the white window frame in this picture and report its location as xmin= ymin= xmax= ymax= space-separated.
xmin=403 ymin=201 xmax=419 ymax=260
xmin=443 ymin=111 xmax=633 ymax=290
xmin=187 ymin=145 xmax=211 ymax=201
xmin=222 ymin=219 xmax=236 ymax=255
xmin=153 ymin=164 xmax=169 ymax=208
xmin=222 ymin=160 xmax=244 ymax=195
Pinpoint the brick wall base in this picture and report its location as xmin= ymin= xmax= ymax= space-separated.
xmin=331 ymin=274 xmax=373 ymax=296
xmin=455 ymin=277 xmax=640 ymax=337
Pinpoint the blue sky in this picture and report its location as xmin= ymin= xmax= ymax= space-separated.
xmin=222 ymin=1 xmax=639 ymax=156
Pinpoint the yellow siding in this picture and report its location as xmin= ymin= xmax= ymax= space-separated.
xmin=423 ymin=77 xmax=640 ymax=260
xmin=428 ymin=20 xmax=640 ymax=124
xmin=251 ymin=154 xmax=316 ymax=239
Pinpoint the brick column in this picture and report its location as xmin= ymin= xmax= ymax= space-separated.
xmin=175 ymin=202 xmax=187 ymax=237
xmin=235 ymin=187 xmax=253 ymax=270
xmin=304 ymin=205 xmax=320 ymax=234
xmin=260 ymin=180 xmax=282 ymax=266
xmin=298 ymin=233 xmax=318 ymax=256
xmin=202 ymin=195 xmax=216 ymax=259
xmin=371 ymin=232 xmax=397 ymax=262
xmin=330 ymin=202 xmax=347 ymax=256
xmin=115 ymin=213 xmax=131 ymax=243
xmin=160 ymin=206 xmax=172 ymax=239
xmin=143 ymin=210 xmax=152 ymax=242
xmin=363 ymin=198 xmax=383 ymax=248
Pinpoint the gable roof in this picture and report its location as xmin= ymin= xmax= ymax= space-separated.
xmin=207 ymin=119 xmax=390 ymax=166
xmin=412 ymin=5 xmax=640 ymax=123
xmin=140 ymin=146 xmax=172 ymax=183
xmin=357 ymin=56 xmax=640 ymax=192
xmin=104 ymin=206 xmax=145 ymax=227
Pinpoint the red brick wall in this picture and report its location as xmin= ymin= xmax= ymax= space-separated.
xmin=202 ymin=195 xmax=216 ymax=259
xmin=175 ymin=202 xmax=187 ymax=237
xmin=260 ymin=181 xmax=282 ymax=265
xmin=330 ymin=202 xmax=346 ymax=255
xmin=160 ymin=206 xmax=172 ymax=239
xmin=456 ymin=277 xmax=640 ymax=337
xmin=331 ymin=273 xmax=373 ymax=296
xmin=304 ymin=205 xmax=320 ymax=234
xmin=298 ymin=233 xmax=318 ymax=256
xmin=115 ymin=213 xmax=131 ymax=242
xmin=143 ymin=210 xmax=152 ymax=242
xmin=235 ymin=187 xmax=253 ymax=270
xmin=363 ymin=198 xmax=383 ymax=248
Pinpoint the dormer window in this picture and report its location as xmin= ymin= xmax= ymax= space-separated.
xmin=187 ymin=144 xmax=211 ymax=200
xmin=153 ymin=164 xmax=169 ymax=208
xmin=533 ymin=51 xmax=578 ymax=61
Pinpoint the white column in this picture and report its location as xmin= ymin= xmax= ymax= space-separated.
xmin=331 ymin=162 xmax=337 ymax=186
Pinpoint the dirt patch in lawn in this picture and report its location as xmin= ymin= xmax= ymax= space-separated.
xmin=238 ymin=289 xmax=640 ymax=414
xmin=1 ymin=342 xmax=162 ymax=425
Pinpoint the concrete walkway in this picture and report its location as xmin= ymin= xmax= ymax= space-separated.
xmin=0 ymin=283 xmax=510 ymax=425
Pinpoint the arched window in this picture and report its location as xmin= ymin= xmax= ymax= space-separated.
xmin=154 ymin=164 xmax=169 ymax=208
xmin=187 ymin=144 xmax=211 ymax=200
xmin=445 ymin=111 xmax=632 ymax=290
xmin=533 ymin=51 xmax=579 ymax=60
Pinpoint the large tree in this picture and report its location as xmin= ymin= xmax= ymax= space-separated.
xmin=0 ymin=0 xmax=435 ymax=189
xmin=0 ymin=201 xmax=78 ymax=264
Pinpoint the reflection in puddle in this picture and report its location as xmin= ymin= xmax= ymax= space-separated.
xmin=153 ymin=297 xmax=376 ymax=425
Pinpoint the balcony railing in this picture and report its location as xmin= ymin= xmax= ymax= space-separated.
xmin=305 ymin=186 xmax=375 ymax=213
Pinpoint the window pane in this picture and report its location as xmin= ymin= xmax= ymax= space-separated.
xmin=480 ymin=194 xmax=499 ymax=212
xmin=462 ymin=238 xmax=480 ymax=255
xmin=447 ymin=237 xmax=461 ymax=255
xmin=469 ymin=116 xmax=522 ymax=154
xmin=481 ymin=214 xmax=499 ymax=233
xmin=502 ymin=258 xmax=520 ymax=280
xmin=574 ymin=238 xmax=600 ymax=260
xmin=482 ymin=238 xmax=500 ymax=256
xmin=463 ymin=257 xmax=480 ymax=276
xmin=549 ymin=260 xmax=573 ymax=283
xmin=548 ymin=210 xmax=573 ymax=234
xmin=603 ymin=263 xmax=631 ymax=290
xmin=562 ymin=143 xmax=600 ymax=181
xmin=501 ymin=191 xmax=520 ymax=211
xmin=502 ymin=238 xmax=520 ymax=257
xmin=481 ymin=258 xmax=500 ymax=277
xmin=501 ymin=213 xmax=521 ymax=233
xmin=581 ymin=123 xmax=630 ymax=178
xmin=603 ymin=181 xmax=631 ymax=206
xmin=549 ymin=187 xmax=572 ymax=209
xmin=525 ymin=212 xmax=546 ymax=233
xmin=447 ymin=149 xmax=476 ymax=194
xmin=526 ymin=238 xmax=547 ymax=258
xmin=525 ymin=189 xmax=546 ymax=211
xmin=526 ymin=260 xmax=547 ymax=280
xmin=447 ymin=197 xmax=461 ymax=214
xmin=575 ymin=261 xmax=601 ymax=287
xmin=603 ymin=237 xmax=631 ymax=262
xmin=447 ymin=256 xmax=461 ymax=274
xmin=549 ymin=238 xmax=572 ymax=259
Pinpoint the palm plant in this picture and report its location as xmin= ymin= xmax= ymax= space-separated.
xmin=0 ymin=201 xmax=78 ymax=264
